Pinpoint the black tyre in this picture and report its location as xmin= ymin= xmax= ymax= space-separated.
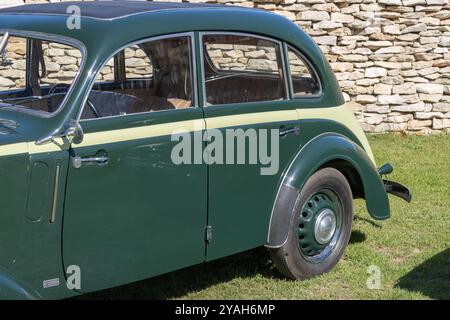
xmin=270 ymin=167 xmax=353 ymax=279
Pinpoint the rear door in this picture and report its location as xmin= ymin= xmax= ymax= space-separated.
xmin=199 ymin=33 xmax=304 ymax=260
xmin=62 ymin=33 xmax=207 ymax=293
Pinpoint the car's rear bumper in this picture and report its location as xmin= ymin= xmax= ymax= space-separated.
xmin=383 ymin=179 xmax=412 ymax=203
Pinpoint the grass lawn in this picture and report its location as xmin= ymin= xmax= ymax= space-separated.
xmin=82 ymin=134 xmax=450 ymax=300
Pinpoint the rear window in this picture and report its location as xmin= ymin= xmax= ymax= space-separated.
xmin=286 ymin=45 xmax=320 ymax=97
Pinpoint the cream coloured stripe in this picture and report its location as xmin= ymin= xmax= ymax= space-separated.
xmin=297 ymin=103 xmax=375 ymax=165
xmin=79 ymin=110 xmax=298 ymax=148
xmin=78 ymin=119 xmax=205 ymax=148
xmin=0 ymin=119 xmax=205 ymax=156
xmin=0 ymin=142 xmax=28 ymax=157
xmin=0 ymin=139 xmax=69 ymax=156
xmin=205 ymin=109 xmax=298 ymax=130
xmin=28 ymin=138 xmax=70 ymax=154
xmin=0 ymin=105 xmax=373 ymax=164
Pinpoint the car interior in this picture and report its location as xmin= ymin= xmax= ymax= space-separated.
xmin=81 ymin=36 xmax=194 ymax=119
xmin=0 ymin=38 xmax=74 ymax=114
xmin=0 ymin=36 xmax=194 ymax=119
xmin=202 ymin=35 xmax=319 ymax=105
xmin=0 ymin=34 xmax=320 ymax=119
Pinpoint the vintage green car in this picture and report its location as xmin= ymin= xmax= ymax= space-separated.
xmin=0 ymin=1 xmax=411 ymax=299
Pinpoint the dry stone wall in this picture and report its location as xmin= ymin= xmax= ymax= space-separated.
xmin=1 ymin=0 xmax=450 ymax=134
xmin=206 ymin=43 xmax=280 ymax=72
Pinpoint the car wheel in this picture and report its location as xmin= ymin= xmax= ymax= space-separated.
xmin=270 ymin=167 xmax=353 ymax=280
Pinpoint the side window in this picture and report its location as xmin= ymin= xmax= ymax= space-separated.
xmin=0 ymin=35 xmax=82 ymax=114
xmin=202 ymin=34 xmax=286 ymax=105
xmin=0 ymin=36 xmax=26 ymax=91
xmin=287 ymin=46 xmax=320 ymax=97
xmin=82 ymin=35 xmax=194 ymax=120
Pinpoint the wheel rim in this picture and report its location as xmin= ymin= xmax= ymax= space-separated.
xmin=296 ymin=190 xmax=343 ymax=263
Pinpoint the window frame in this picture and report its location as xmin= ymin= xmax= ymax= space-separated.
xmin=0 ymin=29 xmax=86 ymax=118
xmin=284 ymin=43 xmax=323 ymax=100
xmin=199 ymin=31 xmax=290 ymax=107
xmin=77 ymin=32 xmax=198 ymax=122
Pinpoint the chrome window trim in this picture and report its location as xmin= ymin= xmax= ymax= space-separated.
xmin=77 ymin=32 xmax=198 ymax=122
xmin=282 ymin=42 xmax=294 ymax=100
xmin=280 ymin=41 xmax=290 ymax=102
xmin=199 ymin=31 xmax=289 ymax=108
xmin=285 ymin=43 xmax=323 ymax=100
xmin=0 ymin=29 xmax=87 ymax=119
xmin=0 ymin=32 xmax=9 ymax=52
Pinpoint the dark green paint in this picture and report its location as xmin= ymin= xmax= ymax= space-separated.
xmin=25 ymin=161 xmax=50 ymax=222
xmin=0 ymin=152 xmax=71 ymax=299
xmin=203 ymin=106 xmax=301 ymax=261
xmin=63 ymin=109 xmax=207 ymax=293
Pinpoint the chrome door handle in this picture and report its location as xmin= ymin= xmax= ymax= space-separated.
xmin=71 ymin=155 xmax=109 ymax=169
xmin=279 ymin=126 xmax=300 ymax=137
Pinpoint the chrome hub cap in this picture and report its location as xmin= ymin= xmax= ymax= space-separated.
xmin=314 ymin=209 xmax=337 ymax=245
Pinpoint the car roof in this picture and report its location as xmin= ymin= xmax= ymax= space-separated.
xmin=0 ymin=1 xmax=246 ymax=21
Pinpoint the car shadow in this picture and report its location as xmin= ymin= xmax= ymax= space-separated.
xmin=396 ymin=248 xmax=450 ymax=300
xmin=354 ymin=216 xmax=382 ymax=228
xmin=73 ymin=247 xmax=281 ymax=300
xmin=74 ymin=231 xmax=368 ymax=300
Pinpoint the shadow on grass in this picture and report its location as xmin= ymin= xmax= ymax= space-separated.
xmin=396 ymin=248 xmax=450 ymax=300
xmin=354 ymin=216 xmax=382 ymax=228
xmin=349 ymin=230 xmax=366 ymax=244
xmin=74 ymin=247 xmax=280 ymax=300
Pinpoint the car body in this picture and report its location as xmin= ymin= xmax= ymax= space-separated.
xmin=0 ymin=1 xmax=411 ymax=299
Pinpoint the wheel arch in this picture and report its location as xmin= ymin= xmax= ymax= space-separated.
xmin=0 ymin=266 xmax=41 ymax=300
xmin=266 ymin=133 xmax=389 ymax=248
xmin=319 ymin=158 xmax=364 ymax=199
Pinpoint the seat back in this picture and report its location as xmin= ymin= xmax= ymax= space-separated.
xmin=81 ymin=90 xmax=148 ymax=119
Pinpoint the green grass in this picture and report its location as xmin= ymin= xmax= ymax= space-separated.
xmin=82 ymin=134 xmax=450 ymax=300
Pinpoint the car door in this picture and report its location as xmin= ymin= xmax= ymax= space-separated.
xmin=62 ymin=33 xmax=207 ymax=293
xmin=199 ymin=33 xmax=307 ymax=260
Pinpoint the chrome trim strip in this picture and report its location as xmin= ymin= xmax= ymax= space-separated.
xmin=0 ymin=29 xmax=87 ymax=119
xmin=280 ymin=41 xmax=290 ymax=101
xmin=282 ymin=42 xmax=294 ymax=100
xmin=50 ymin=161 xmax=61 ymax=223
xmin=190 ymin=33 xmax=199 ymax=109
xmin=199 ymin=31 xmax=289 ymax=108
xmin=77 ymin=32 xmax=198 ymax=122
xmin=198 ymin=32 xmax=207 ymax=108
xmin=0 ymin=32 xmax=9 ymax=52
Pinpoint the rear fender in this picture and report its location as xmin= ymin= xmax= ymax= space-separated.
xmin=267 ymin=133 xmax=389 ymax=248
